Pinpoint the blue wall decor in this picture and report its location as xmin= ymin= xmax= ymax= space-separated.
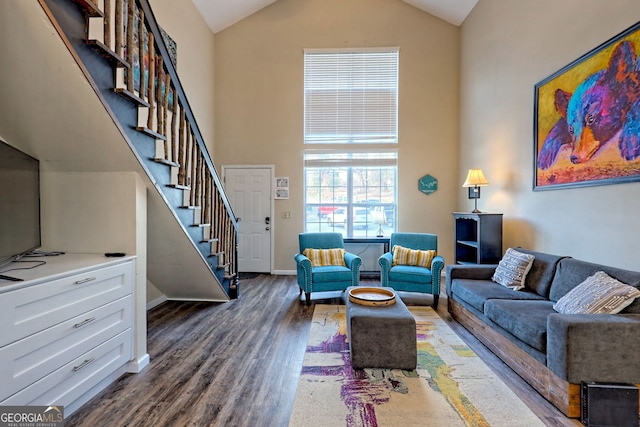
xmin=418 ymin=174 xmax=438 ymax=195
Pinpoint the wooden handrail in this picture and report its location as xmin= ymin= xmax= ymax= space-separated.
xmin=78 ymin=0 xmax=239 ymax=283
xmin=136 ymin=0 xmax=237 ymax=225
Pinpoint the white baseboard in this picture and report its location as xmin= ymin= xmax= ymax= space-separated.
xmin=146 ymin=295 xmax=168 ymax=311
xmin=273 ymin=270 xmax=296 ymax=275
xmin=127 ymin=353 xmax=150 ymax=373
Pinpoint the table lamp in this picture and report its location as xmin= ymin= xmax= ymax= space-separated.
xmin=373 ymin=210 xmax=387 ymax=237
xmin=462 ymin=169 xmax=489 ymax=213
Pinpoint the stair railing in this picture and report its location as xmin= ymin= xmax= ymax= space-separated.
xmin=72 ymin=0 xmax=238 ymax=290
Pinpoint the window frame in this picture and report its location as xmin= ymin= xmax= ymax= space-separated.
xmin=303 ymin=151 xmax=398 ymax=238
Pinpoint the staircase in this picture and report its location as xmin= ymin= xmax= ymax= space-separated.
xmin=39 ymin=0 xmax=239 ymax=299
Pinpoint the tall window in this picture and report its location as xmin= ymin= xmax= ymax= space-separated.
xmin=303 ymin=49 xmax=399 ymax=236
xmin=304 ymin=48 xmax=399 ymax=144
xmin=304 ymin=152 xmax=397 ymax=238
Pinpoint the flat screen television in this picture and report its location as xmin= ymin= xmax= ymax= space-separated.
xmin=0 ymin=138 xmax=41 ymax=271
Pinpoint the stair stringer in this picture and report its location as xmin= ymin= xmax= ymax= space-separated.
xmin=38 ymin=0 xmax=231 ymax=300
xmin=147 ymin=187 xmax=229 ymax=301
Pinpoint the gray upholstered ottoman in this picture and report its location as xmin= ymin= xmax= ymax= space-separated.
xmin=345 ymin=286 xmax=417 ymax=370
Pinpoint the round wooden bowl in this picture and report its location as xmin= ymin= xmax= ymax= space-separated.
xmin=348 ymin=287 xmax=396 ymax=306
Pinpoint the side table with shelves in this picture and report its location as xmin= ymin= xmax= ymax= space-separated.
xmin=453 ymin=213 xmax=503 ymax=265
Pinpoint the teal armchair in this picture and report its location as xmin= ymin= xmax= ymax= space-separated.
xmin=378 ymin=232 xmax=445 ymax=308
xmin=294 ymin=232 xmax=362 ymax=306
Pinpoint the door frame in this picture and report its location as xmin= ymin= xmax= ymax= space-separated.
xmin=221 ymin=164 xmax=275 ymax=274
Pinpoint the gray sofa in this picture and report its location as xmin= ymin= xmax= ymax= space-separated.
xmin=446 ymin=248 xmax=640 ymax=418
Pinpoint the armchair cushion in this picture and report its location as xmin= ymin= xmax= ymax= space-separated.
xmin=310 ymin=265 xmax=353 ymax=283
xmin=389 ymin=264 xmax=433 ymax=284
xmin=391 ymin=245 xmax=436 ymax=268
xmin=302 ymin=248 xmax=346 ymax=267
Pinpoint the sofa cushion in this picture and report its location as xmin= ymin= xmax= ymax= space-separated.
xmin=450 ymin=278 xmax=545 ymax=313
xmin=514 ymin=248 xmax=567 ymax=297
xmin=549 ymin=258 xmax=640 ymax=310
xmin=553 ymin=271 xmax=640 ymax=314
xmin=492 ymin=248 xmax=535 ymax=290
xmin=484 ymin=299 xmax=556 ymax=352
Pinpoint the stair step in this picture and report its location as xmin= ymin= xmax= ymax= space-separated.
xmin=136 ymin=126 xmax=167 ymax=140
xmin=154 ymin=158 xmax=179 ymax=167
xmin=86 ymin=40 xmax=129 ymax=68
xmin=169 ymin=184 xmax=190 ymax=190
xmin=70 ymin=0 xmax=103 ymax=17
xmin=58 ymin=0 xmax=239 ymax=300
xmin=115 ymin=88 xmax=150 ymax=107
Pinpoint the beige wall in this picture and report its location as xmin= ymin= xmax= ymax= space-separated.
xmin=150 ymin=0 xmax=216 ymax=152
xmin=215 ymin=0 xmax=460 ymax=271
xmin=460 ymin=0 xmax=640 ymax=269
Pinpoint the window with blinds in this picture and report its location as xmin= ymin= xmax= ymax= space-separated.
xmin=304 ymin=48 xmax=399 ymax=144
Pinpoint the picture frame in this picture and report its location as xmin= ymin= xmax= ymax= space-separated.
xmin=275 ymin=177 xmax=289 ymax=199
xmin=533 ymin=21 xmax=640 ymax=191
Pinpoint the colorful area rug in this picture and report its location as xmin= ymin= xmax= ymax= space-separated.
xmin=289 ymin=304 xmax=544 ymax=427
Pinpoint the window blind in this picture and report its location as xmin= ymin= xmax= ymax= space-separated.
xmin=304 ymin=49 xmax=399 ymax=144
xmin=303 ymin=151 xmax=398 ymax=167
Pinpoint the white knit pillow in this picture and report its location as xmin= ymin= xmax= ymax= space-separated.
xmin=553 ymin=271 xmax=640 ymax=314
xmin=492 ymin=248 xmax=535 ymax=291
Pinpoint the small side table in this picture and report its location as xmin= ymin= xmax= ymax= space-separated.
xmin=452 ymin=212 xmax=503 ymax=265
xmin=344 ymin=237 xmax=390 ymax=279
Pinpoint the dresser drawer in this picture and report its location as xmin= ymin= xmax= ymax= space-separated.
xmin=0 ymin=261 xmax=133 ymax=347
xmin=0 ymin=295 xmax=132 ymax=402
xmin=1 ymin=329 xmax=133 ymax=407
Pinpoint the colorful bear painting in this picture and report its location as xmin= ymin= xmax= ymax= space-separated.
xmin=534 ymin=23 xmax=640 ymax=189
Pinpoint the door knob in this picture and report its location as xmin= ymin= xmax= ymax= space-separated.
xmin=266 ymin=226 xmax=270 ymax=231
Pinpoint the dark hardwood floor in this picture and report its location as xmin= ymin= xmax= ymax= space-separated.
xmin=66 ymin=275 xmax=581 ymax=427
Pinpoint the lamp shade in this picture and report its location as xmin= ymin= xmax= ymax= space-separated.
xmin=462 ymin=169 xmax=489 ymax=187
xmin=372 ymin=210 xmax=387 ymax=225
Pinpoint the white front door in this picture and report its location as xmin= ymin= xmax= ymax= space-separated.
xmin=223 ymin=166 xmax=272 ymax=273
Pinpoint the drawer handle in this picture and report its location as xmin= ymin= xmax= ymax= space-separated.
xmin=73 ymin=358 xmax=95 ymax=372
xmin=74 ymin=277 xmax=96 ymax=285
xmin=73 ymin=317 xmax=96 ymax=328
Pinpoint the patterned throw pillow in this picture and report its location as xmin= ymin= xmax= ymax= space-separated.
xmin=492 ymin=248 xmax=535 ymax=291
xmin=553 ymin=271 xmax=640 ymax=314
xmin=302 ymin=248 xmax=346 ymax=267
xmin=392 ymin=245 xmax=436 ymax=268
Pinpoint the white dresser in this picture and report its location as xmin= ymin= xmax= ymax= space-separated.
xmin=0 ymin=253 xmax=136 ymax=416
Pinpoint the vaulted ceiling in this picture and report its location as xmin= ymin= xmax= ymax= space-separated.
xmin=192 ymin=0 xmax=479 ymax=34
